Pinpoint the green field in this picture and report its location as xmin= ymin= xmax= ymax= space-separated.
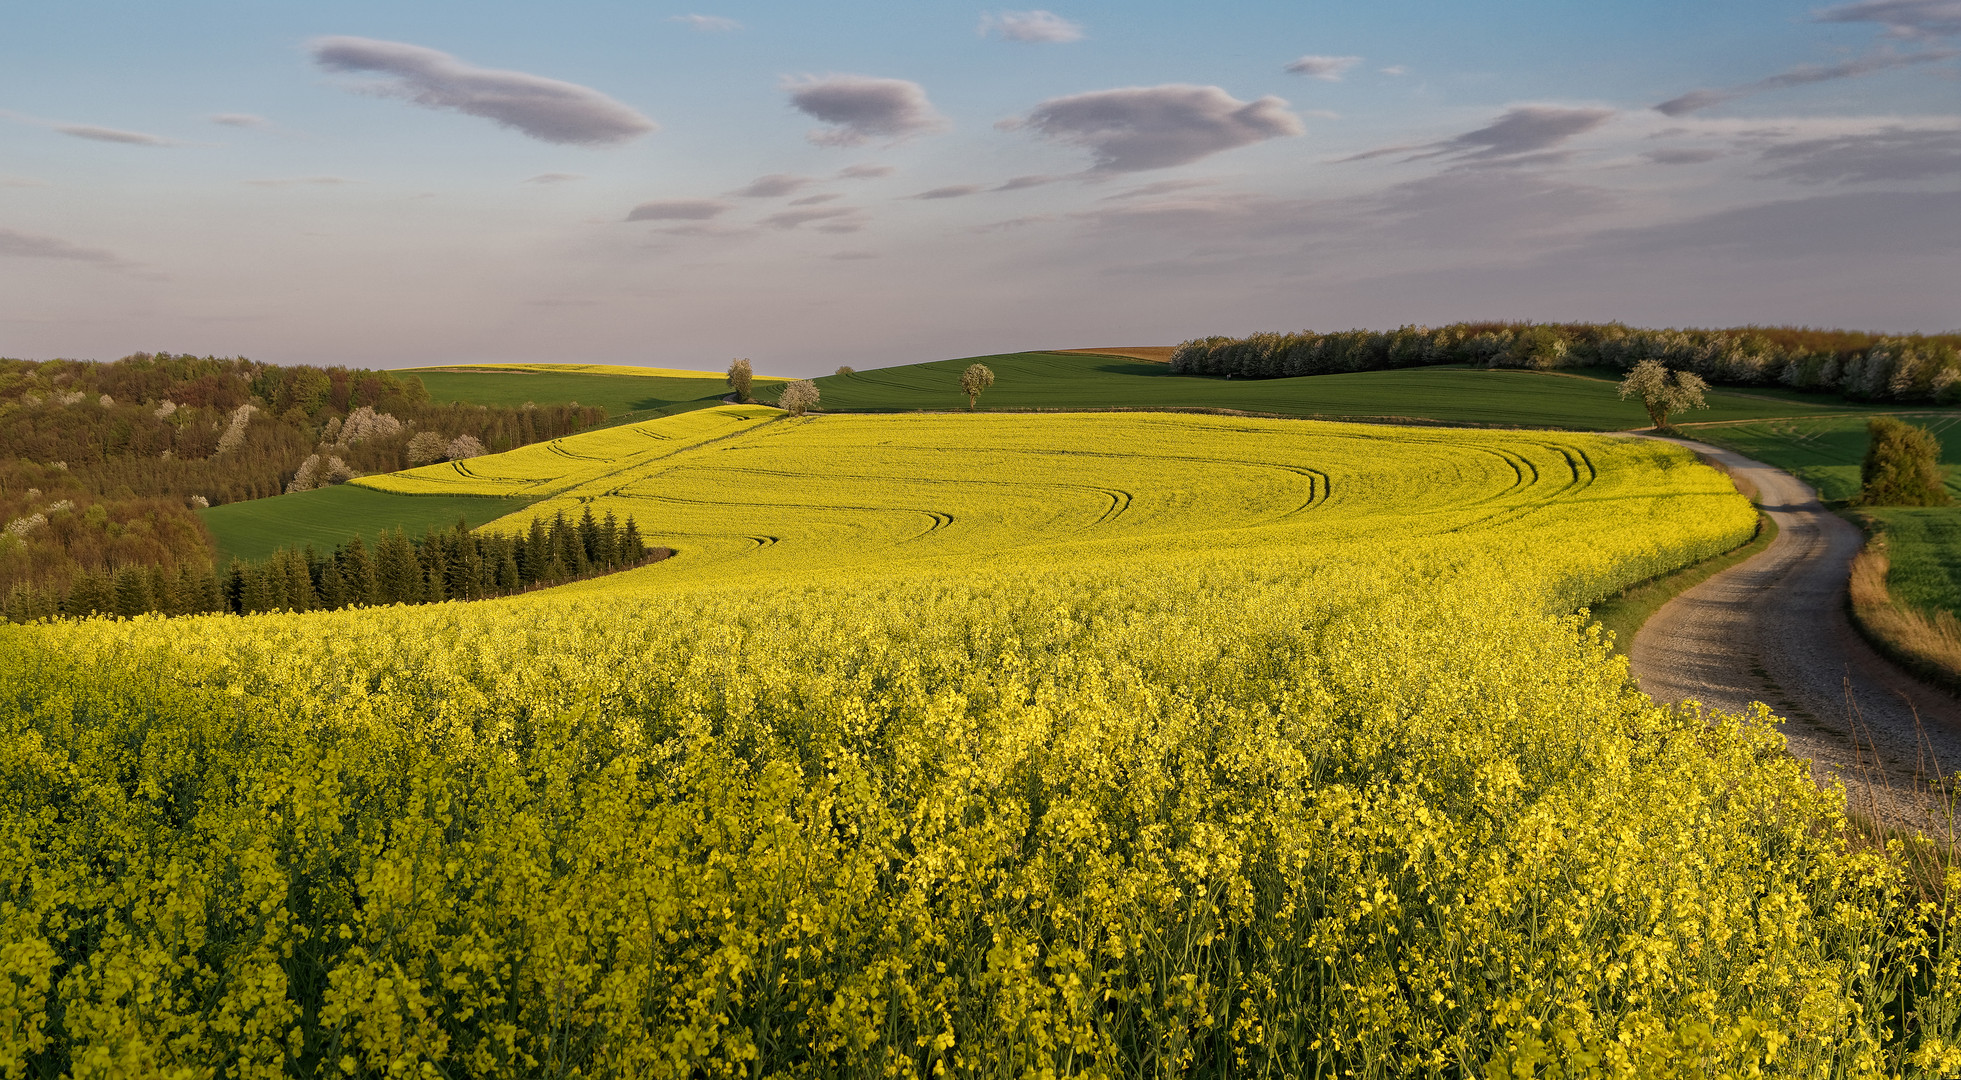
xmin=1689 ymin=413 xmax=1961 ymax=616
xmin=411 ymin=369 xmax=736 ymax=424
xmin=799 ymin=351 xmax=1869 ymax=431
xmin=200 ymin=485 xmax=538 ymax=563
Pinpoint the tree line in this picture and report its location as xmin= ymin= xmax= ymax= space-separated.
xmin=3 ymin=508 xmax=661 ymax=621
xmin=1170 ymin=323 xmax=1961 ymax=404
xmin=0 ymin=352 xmax=609 ymax=613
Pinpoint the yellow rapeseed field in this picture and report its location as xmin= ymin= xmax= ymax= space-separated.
xmin=4 ymin=409 xmax=1956 ymax=1078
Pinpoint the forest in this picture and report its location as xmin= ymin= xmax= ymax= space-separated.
xmin=0 ymin=353 xmax=609 ymax=618
xmin=2 ymin=509 xmax=657 ymax=621
xmin=1172 ymin=322 xmax=1961 ymax=402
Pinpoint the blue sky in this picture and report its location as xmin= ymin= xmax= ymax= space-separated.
xmin=2 ymin=0 xmax=1956 ymax=373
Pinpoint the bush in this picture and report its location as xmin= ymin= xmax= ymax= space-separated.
xmin=1859 ymin=416 xmax=1951 ymax=506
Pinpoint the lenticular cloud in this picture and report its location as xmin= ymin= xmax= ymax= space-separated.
xmin=310 ymin=36 xmax=656 ymax=146
xmin=1010 ymin=84 xmax=1304 ymax=172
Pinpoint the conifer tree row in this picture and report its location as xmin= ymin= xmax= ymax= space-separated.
xmin=2 ymin=508 xmax=661 ymax=620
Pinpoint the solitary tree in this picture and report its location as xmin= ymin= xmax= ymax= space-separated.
xmin=1618 ymin=359 xmax=1709 ymax=430
xmin=778 ymin=379 xmax=820 ymax=416
xmin=960 ymin=363 xmax=995 ymax=409
xmin=1860 ymin=416 xmax=1951 ymax=506
xmin=834 ymin=365 xmax=855 ymax=376
xmin=727 ymin=358 xmax=755 ymax=403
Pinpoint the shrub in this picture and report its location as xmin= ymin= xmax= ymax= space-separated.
xmin=1859 ymin=416 xmax=1951 ymax=506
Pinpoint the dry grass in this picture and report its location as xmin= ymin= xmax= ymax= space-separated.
xmin=1848 ymin=537 xmax=1961 ymax=692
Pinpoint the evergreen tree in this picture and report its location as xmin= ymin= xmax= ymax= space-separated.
xmin=340 ymin=536 xmax=376 ymax=607
xmin=375 ymin=529 xmax=422 ymax=604
xmin=111 ymin=566 xmax=154 ymax=617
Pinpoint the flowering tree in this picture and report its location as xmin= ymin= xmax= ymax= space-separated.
xmin=1618 ymin=360 xmax=1708 ymax=430
xmin=960 ymin=363 xmax=995 ymax=409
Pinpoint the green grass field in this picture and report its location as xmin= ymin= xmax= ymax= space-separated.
xmin=200 ymin=485 xmax=538 ymax=563
xmin=411 ymin=369 xmax=736 ymax=424
xmin=799 ymin=351 xmax=1869 ymax=431
xmin=1688 ymin=413 xmax=1961 ymax=616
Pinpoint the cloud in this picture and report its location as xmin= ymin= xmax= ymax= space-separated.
xmin=1816 ymin=0 xmax=1961 ymax=39
xmin=1433 ymin=106 xmax=1615 ymax=159
xmin=830 ymin=250 xmax=879 ymax=260
xmin=1285 ymin=55 xmax=1363 ymax=81
xmin=1380 ymin=65 xmax=1409 ymax=76
xmin=913 ymin=184 xmax=982 ymax=199
xmin=1645 ymin=147 xmax=1724 ymax=165
xmin=731 ymin=173 xmax=814 ymax=198
xmin=0 ymin=228 xmax=127 ymax=266
xmin=626 ymin=198 xmax=732 ymax=221
xmin=760 ymin=206 xmax=867 ymax=231
xmin=57 ymin=124 xmax=173 ymax=145
xmin=1584 ymin=189 xmax=1961 ymax=260
xmin=784 ymin=74 xmax=946 ymax=146
xmin=973 ymin=214 xmax=1059 ymax=232
xmin=670 ymin=14 xmax=742 ymax=31
xmin=994 ymin=174 xmax=1059 ymax=190
xmin=521 ymin=172 xmax=586 ymax=184
xmin=1008 ymin=84 xmax=1304 ymax=172
xmin=1101 ymin=178 xmax=1219 ymax=201
xmin=980 ymin=10 xmax=1086 ymax=43
xmin=0 ymin=176 xmax=46 ymax=188
xmin=309 ymin=36 xmax=656 ymax=145
xmin=838 ymin=163 xmax=895 ymax=179
xmin=1655 ymin=49 xmax=1957 ymax=115
xmin=790 ymin=192 xmax=844 ymax=205
xmin=242 ymin=176 xmax=363 ymax=187
xmin=1752 ymin=125 xmax=1961 ymax=183
xmin=211 ymin=113 xmax=271 ymax=128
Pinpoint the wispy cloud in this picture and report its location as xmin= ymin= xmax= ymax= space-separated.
xmin=211 ymin=113 xmax=271 ymax=128
xmin=1100 ymin=178 xmax=1219 ymax=201
xmin=994 ymin=174 xmax=1060 ymax=191
xmin=0 ymin=227 xmax=129 ymax=267
xmin=1006 ymin=84 xmax=1303 ymax=172
xmin=1285 ymin=55 xmax=1363 ymax=81
xmin=242 ymin=176 xmax=363 ymax=187
xmin=310 ymin=36 xmax=656 ymax=145
xmin=980 ymin=10 xmax=1086 ymax=43
xmin=1656 ymin=49 xmax=1958 ymax=114
xmin=789 ymin=193 xmax=843 ymax=205
xmin=1432 ymin=106 xmax=1615 ymax=159
xmin=838 ymin=163 xmax=895 ymax=179
xmin=913 ymin=184 xmax=982 ymax=199
xmin=1751 ymin=124 xmax=1961 ymax=183
xmin=57 ymin=124 xmax=174 ymax=146
xmin=1380 ymin=65 xmax=1409 ymax=76
xmin=670 ymin=14 xmax=742 ymax=32
xmin=626 ymin=199 xmax=732 ymax=221
xmin=785 ymin=74 xmax=946 ymax=146
xmin=521 ymin=172 xmax=586 ymax=184
xmin=1816 ymin=0 xmax=1961 ymax=39
xmin=761 ymin=205 xmax=868 ymax=232
xmin=731 ymin=173 xmax=815 ymax=198
xmin=1645 ymin=147 xmax=1724 ymax=165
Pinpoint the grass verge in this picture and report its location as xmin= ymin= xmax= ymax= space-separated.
xmin=1846 ymin=530 xmax=1961 ymax=696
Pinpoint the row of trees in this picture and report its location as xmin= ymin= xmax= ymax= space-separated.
xmin=0 ymin=352 xmax=610 ymax=611
xmin=3 ymin=508 xmax=660 ymax=621
xmin=1170 ymin=323 xmax=1961 ymax=404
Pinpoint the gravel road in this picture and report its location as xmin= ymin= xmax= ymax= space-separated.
xmin=1627 ymin=436 xmax=1961 ymax=831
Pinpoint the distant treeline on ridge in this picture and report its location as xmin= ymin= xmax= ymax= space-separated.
xmin=3 ymin=508 xmax=661 ymax=622
xmin=1172 ymin=323 xmax=1961 ymax=404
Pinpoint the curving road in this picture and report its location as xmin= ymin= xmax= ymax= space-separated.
xmin=1627 ymin=436 xmax=1961 ymax=830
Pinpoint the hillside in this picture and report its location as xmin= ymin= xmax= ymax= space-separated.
xmin=796 ymin=351 xmax=1880 ymax=430
xmin=14 ymin=409 xmax=1953 ymax=1072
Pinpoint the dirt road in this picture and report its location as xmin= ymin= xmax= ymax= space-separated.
xmin=1627 ymin=436 xmax=1961 ymax=829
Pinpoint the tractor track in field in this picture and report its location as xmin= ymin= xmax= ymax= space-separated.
xmin=1627 ymin=435 xmax=1961 ymax=833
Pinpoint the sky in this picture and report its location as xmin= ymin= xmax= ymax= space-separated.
xmin=1 ymin=0 xmax=1956 ymax=374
